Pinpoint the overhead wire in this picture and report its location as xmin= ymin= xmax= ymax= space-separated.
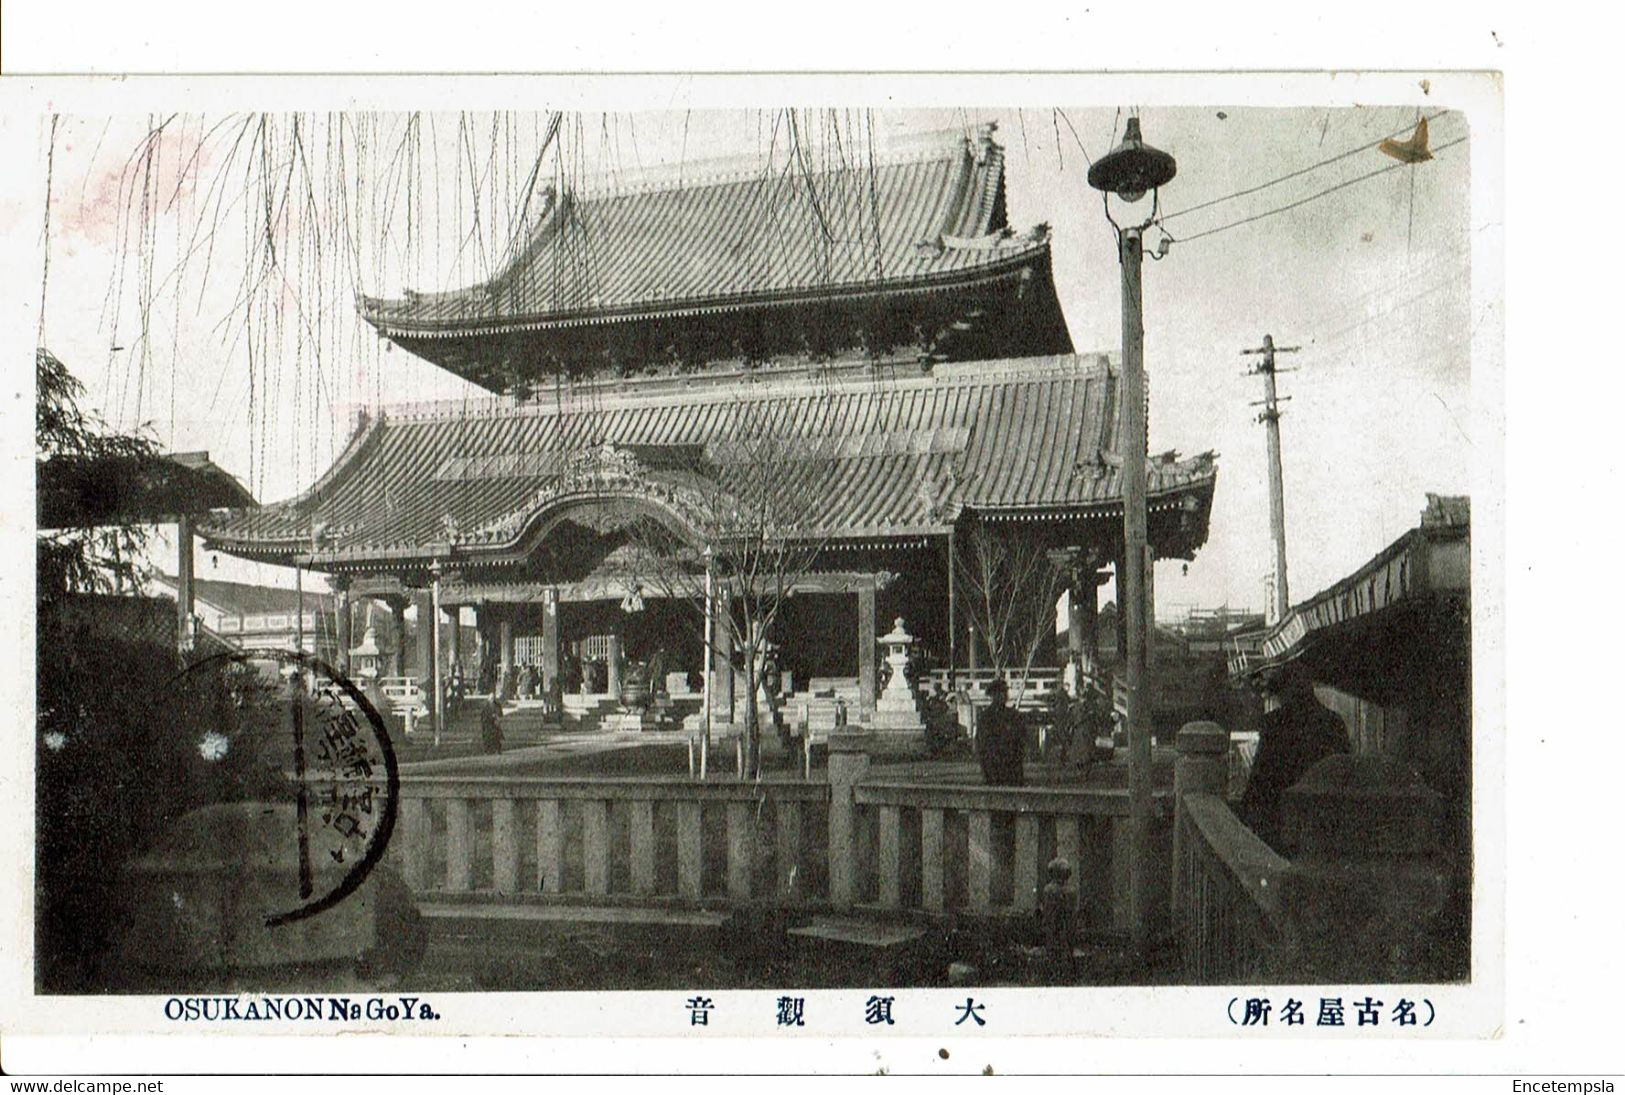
xmin=1053 ymin=108 xmax=1093 ymax=168
xmin=1162 ymin=110 xmax=1452 ymax=223
xmin=1164 ymin=135 xmax=1466 ymax=245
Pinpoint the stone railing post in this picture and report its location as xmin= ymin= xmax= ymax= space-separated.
xmin=1172 ymin=721 xmax=1230 ymax=922
xmin=826 ymin=730 xmax=872 ymax=909
xmin=1175 ymin=721 xmax=1230 ymax=800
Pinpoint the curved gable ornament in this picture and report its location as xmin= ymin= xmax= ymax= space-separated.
xmin=557 ymin=441 xmax=645 ymax=494
xmin=467 ymin=442 xmax=718 ymax=551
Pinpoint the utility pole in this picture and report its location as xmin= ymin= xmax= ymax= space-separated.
xmin=1117 ymin=224 xmax=1154 ymax=961
xmin=1243 ymin=334 xmax=1299 ymax=624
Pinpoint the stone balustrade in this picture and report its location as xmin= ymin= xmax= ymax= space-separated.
xmin=393 ymin=749 xmax=1171 ymax=936
xmin=1169 ymin=721 xmax=1456 ymax=983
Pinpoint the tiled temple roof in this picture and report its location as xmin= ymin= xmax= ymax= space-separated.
xmin=359 ymin=127 xmax=1052 ymax=340
xmin=202 ymin=355 xmax=1217 ymax=569
xmin=152 ymin=574 xmax=335 ymax=616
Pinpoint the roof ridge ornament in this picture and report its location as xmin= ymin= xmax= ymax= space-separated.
xmin=557 ymin=440 xmax=643 ymax=492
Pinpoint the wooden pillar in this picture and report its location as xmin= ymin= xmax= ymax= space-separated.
xmin=1067 ymin=576 xmax=1085 ymax=676
xmin=712 ymin=592 xmax=735 ymax=723
xmin=1085 ymin=570 xmax=1104 ymax=663
xmin=471 ymin=604 xmax=488 ymax=681
xmin=541 ymin=588 xmax=560 ymax=692
xmin=499 ymin=612 xmax=515 ymax=680
xmin=1118 ymin=224 xmax=1154 ymax=959
xmin=1114 ymin=559 xmax=1128 ymax=664
xmin=430 ymin=568 xmax=445 ymax=744
xmin=1144 ymin=546 xmax=1157 ymax=674
xmin=175 ymin=514 xmax=195 ymax=654
xmin=444 ymin=603 xmax=463 ymax=671
xmin=383 ymin=594 xmax=409 ymax=678
xmin=334 ymin=578 xmax=353 ymax=674
xmin=606 ymin=633 xmax=623 ymax=699
xmin=946 ymin=533 xmax=958 ymax=690
xmin=857 ymin=579 xmax=877 ymax=715
xmin=413 ymin=590 xmax=434 ymax=684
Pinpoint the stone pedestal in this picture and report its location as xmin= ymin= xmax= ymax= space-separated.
xmin=600 ymin=710 xmax=654 ymax=733
xmin=116 ymin=802 xmax=424 ymax=982
xmin=1277 ymin=754 xmax=1455 ymax=982
xmin=1174 ymin=721 xmax=1230 ymax=800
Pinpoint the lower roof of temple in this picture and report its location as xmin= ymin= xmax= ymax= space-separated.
xmin=202 ymin=354 xmax=1217 ymax=571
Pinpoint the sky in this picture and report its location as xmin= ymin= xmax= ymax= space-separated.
xmin=20 ymin=104 xmax=1474 ymax=616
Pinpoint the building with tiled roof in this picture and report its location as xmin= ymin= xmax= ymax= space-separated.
xmin=203 ymin=124 xmax=1220 ymax=736
xmin=148 ymin=573 xmax=341 ymax=664
xmin=359 ymin=125 xmax=1073 ymax=391
xmin=206 ymin=355 xmax=1213 ymax=568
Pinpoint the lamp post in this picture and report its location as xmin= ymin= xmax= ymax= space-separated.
xmin=1087 ymin=114 xmax=1177 ymax=961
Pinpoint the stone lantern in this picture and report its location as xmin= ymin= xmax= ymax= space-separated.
xmin=871 ymin=617 xmax=925 ymax=735
xmin=349 ymin=625 xmax=387 ymax=681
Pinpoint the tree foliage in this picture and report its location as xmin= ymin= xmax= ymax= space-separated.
xmin=36 ymin=349 xmax=158 ymax=602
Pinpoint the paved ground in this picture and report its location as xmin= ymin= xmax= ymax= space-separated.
xmin=409 ymin=911 xmax=1178 ymax=991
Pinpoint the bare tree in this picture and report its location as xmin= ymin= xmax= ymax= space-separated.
xmin=625 ymin=399 xmax=838 ymax=779
xmin=954 ymin=518 xmax=1068 ymax=705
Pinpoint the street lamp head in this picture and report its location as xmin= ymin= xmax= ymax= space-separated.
xmin=1087 ymin=116 xmax=1177 ymax=203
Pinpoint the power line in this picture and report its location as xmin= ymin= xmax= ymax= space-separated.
xmin=1053 ymin=108 xmax=1093 ymax=168
xmin=1162 ymin=110 xmax=1451 ymax=223
xmin=1166 ymin=135 xmax=1467 ymax=245
xmin=1311 ymin=276 xmax=1462 ymax=350
xmin=1295 ymin=241 xmax=1471 ymax=334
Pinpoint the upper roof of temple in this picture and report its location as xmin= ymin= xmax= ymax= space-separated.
xmin=358 ymin=125 xmax=1073 ymax=387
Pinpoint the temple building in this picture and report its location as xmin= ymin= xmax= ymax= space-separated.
xmin=148 ymin=572 xmax=341 ymax=664
xmin=201 ymin=125 xmax=1220 ymax=735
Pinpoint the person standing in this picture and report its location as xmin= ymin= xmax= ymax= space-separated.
xmin=1237 ymin=660 xmax=1350 ymax=847
xmin=479 ymin=697 xmax=505 ymax=755
xmin=976 ymin=677 xmax=1025 ymax=786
